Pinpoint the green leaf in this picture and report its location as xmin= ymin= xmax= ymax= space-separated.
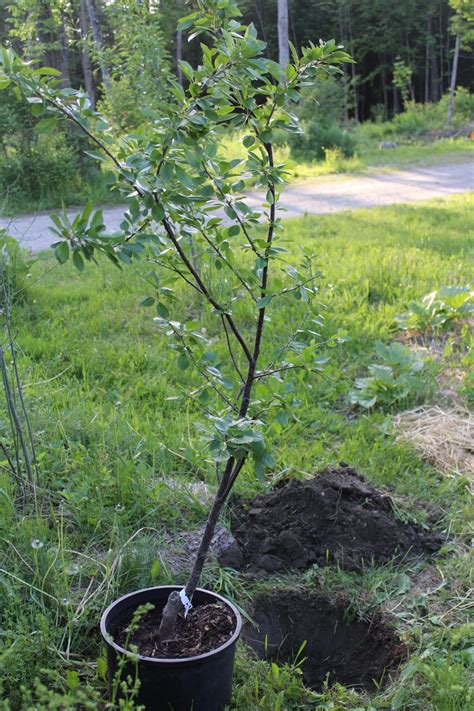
xmin=54 ymin=241 xmax=69 ymax=265
xmin=177 ymin=353 xmax=189 ymax=370
xmin=66 ymin=670 xmax=79 ymax=691
xmin=178 ymin=60 xmax=194 ymax=82
xmin=33 ymin=66 xmax=62 ymax=77
xmin=140 ymin=296 xmax=155 ymax=307
xmin=255 ymin=294 xmax=273 ymax=309
xmin=152 ymin=204 xmax=164 ymax=222
xmin=35 ymin=117 xmax=57 ymax=134
xmin=72 ymin=251 xmax=84 ymax=271
xmin=156 ymin=302 xmax=169 ymax=318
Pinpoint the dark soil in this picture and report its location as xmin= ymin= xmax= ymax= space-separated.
xmin=116 ymin=602 xmax=235 ymax=659
xmin=244 ymin=592 xmax=405 ymax=689
xmin=228 ymin=466 xmax=443 ymax=573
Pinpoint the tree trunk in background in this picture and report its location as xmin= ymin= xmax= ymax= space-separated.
xmin=252 ymin=0 xmax=267 ymax=43
xmin=84 ymin=0 xmax=111 ymax=92
xmin=425 ymin=13 xmax=432 ymax=102
xmin=277 ymin=0 xmax=289 ymax=69
xmin=447 ymin=32 xmax=460 ymax=122
xmin=393 ymin=84 xmax=399 ymax=114
xmin=439 ymin=0 xmax=444 ymax=94
xmin=79 ymin=0 xmax=96 ymax=108
xmin=288 ymin=1 xmax=298 ymax=50
xmin=177 ymin=27 xmax=183 ymax=84
xmin=431 ymin=31 xmax=440 ymax=102
xmin=37 ymin=1 xmax=70 ymax=87
xmin=57 ymin=10 xmax=71 ymax=89
xmin=347 ymin=11 xmax=358 ymax=122
xmin=381 ymin=60 xmax=388 ymax=116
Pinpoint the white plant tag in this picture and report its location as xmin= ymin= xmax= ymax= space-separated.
xmin=179 ymin=588 xmax=193 ymax=618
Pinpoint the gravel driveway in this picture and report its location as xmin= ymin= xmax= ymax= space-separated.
xmin=1 ymin=160 xmax=472 ymax=253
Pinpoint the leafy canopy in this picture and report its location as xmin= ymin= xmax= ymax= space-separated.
xmin=0 ymin=0 xmax=351 ymax=479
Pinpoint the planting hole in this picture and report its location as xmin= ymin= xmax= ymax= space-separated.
xmin=244 ymin=592 xmax=405 ymax=690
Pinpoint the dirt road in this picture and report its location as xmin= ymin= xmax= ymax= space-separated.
xmin=1 ymin=161 xmax=472 ymax=253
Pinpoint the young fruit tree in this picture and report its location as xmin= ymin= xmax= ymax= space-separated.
xmin=0 ymin=0 xmax=351 ymax=644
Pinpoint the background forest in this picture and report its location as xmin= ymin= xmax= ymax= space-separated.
xmin=0 ymin=0 xmax=473 ymax=213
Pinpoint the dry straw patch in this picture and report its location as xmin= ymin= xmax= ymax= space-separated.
xmin=393 ymin=406 xmax=474 ymax=483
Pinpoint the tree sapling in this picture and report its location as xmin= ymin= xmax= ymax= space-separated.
xmin=0 ymin=0 xmax=351 ymax=650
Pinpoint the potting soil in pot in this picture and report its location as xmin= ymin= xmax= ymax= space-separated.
xmin=115 ymin=602 xmax=235 ymax=658
xmin=228 ymin=466 xmax=443 ymax=573
xmin=244 ymin=592 xmax=405 ymax=689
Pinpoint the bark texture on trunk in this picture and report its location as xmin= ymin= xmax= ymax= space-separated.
xmin=176 ymin=28 xmax=183 ymax=84
xmin=277 ymin=0 xmax=289 ymax=69
xmin=447 ymin=33 xmax=460 ymax=123
xmin=37 ymin=0 xmax=70 ymax=88
xmin=79 ymin=0 xmax=96 ymax=108
xmin=84 ymin=0 xmax=111 ymax=91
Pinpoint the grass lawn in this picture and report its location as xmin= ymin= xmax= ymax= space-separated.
xmin=0 ymin=194 xmax=473 ymax=709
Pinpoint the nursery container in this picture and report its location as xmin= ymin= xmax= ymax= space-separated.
xmin=100 ymin=585 xmax=242 ymax=711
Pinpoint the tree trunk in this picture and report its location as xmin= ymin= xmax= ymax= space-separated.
xmin=288 ymin=1 xmax=298 ymax=50
xmin=79 ymin=0 xmax=96 ymax=108
xmin=425 ymin=13 xmax=432 ymax=102
xmin=37 ymin=1 xmax=70 ymax=88
xmin=431 ymin=36 xmax=440 ymax=101
xmin=176 ymin=28 xmax=183 ymax=84
xmin=84 ymin=0 xmax=111 ymax=92
xmin=252 ymin=0 xmax=267 ymax=44
xmin=57 ymin=11 xmax=71 ymax=88
xmin=381 ymin=60 xmax=388 ymax=116
xmin=347 ymin=12 xmax=358 ymax=122
xmin=277 ymin=0 xmax=289 ymax=69
xmin=447 ymin=33 xmax=460 ymax=123
xmin=439 ymin=0 xmax=444 ymax=94
xmin=393 ymin=84 xmax=399 ymax=114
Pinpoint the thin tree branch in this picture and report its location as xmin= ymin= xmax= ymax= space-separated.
xmin=193 ymin=220 xmax=256 ymax=302
xmin=220 ymin=315 xmax=245 ymax=384
xmin=161 ymin=216 xmax=253 ymax=364
xmin=167 ymin=322 xmax=237 ymax=412
xmin=201 ymin=162 xmax=262 ymax=257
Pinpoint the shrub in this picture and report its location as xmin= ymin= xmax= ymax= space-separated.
xmin=288 ymin=122 xmax=356 ymax=162
xmin=0 ymin=141 xmax=80 ymax=204
xmin=391 ymin=90 xmax=474 ymax=137
xmin=296 ymin=75 xmax=349 ymax=125
xmin=348 ymin=341 xmax=429 ymax=410
xmin=395 ymin=286 xmax=474 ymax=333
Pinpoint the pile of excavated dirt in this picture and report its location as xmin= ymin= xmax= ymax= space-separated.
xmin=228 ymin=466 xmax=443 ymax=573
xmin=244 ymin=592 xmax=405 ymax=689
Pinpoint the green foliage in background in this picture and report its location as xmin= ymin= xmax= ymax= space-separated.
xmin=0 ymin=230 xmax=34 ymax=304
xmin=98 ymin=0 xmax=172 ymax=131
xmin=288 ymin=121 xmax=356 ymax=162
xmin=396 ymin=286 xmax=474 ymax=333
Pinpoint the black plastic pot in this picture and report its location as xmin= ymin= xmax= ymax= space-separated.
xmin=100 ymin=585 xmax=242 ymax=711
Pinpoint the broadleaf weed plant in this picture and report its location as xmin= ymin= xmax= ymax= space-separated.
xmin=348 ymin=340 xmax=433 ymax=411
xmin=0 ymin=0 xmax=352 ymax=639
xmin=395 ymin=285 xmax=474 ymax=334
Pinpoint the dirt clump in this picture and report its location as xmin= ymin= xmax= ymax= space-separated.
xmin=228 ymin=466 xmax=443 ymax=573
xmin=244 ymin=591 xmax=405 ymax=689
xmin=116 ymin=602 xmax=235 ymax=659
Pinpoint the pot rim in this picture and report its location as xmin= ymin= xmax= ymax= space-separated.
xmin=100 ymin=584 xmax=242 ymax=664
